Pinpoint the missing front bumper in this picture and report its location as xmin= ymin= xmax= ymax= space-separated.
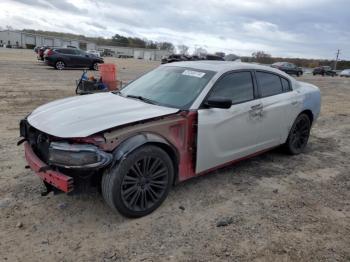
xmin=24 ymin=142 xmax=73 ymax=193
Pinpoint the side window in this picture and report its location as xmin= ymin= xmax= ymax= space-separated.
xmin=61 ymin=49 xmax=74 ymax=54
xmin=256 ymin=72 xmax=283 ymax=97
xmin=210 ymin=72 xmax=254 ymax=104
xmin=281 ymin=78 xmax=291 ymax=92
xmin=75 ymin=49 xmax=86 ymax=55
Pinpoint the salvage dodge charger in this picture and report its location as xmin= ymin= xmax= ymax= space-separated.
xmin=19 ymin=61 xmax=321 ymax=217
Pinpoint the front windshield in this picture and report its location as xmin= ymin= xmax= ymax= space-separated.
xmin=120 ymin=66 xmax=216 ymax=109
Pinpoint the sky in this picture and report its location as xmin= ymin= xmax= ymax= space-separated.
xmin=0 ymin=0 xmax=349 ymax=59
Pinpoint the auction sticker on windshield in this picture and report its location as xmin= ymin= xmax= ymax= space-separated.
xmin=182 ymin=70 xmax=205 ymax=78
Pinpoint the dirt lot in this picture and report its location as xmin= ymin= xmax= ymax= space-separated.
xmin=0 ymin=49 xmax=349 ymax=262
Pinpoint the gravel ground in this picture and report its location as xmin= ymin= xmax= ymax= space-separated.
xmin=0 ymin=49 xmax=349 ymax=262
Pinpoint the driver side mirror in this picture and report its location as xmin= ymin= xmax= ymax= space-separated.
xmin=204 ymin=97 xmax=232 ymax=109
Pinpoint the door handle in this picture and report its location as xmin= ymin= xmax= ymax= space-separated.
xmin=250 ymin=104 xmax=263 ymax=110
xmin=249 ymin=104 xmax=263 ymax=118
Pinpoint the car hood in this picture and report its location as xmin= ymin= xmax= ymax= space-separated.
xmin=27 ymin=92 xmax=179 ymax=138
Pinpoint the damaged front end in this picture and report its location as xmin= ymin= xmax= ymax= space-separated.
xmin=48 ymin=142 xmax=112 ymax=169
xmin=19 ymin=119 xmax=112 ymax=194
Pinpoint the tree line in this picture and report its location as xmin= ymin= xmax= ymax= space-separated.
xmin=243 ymin=51 xmax=350 ymax=70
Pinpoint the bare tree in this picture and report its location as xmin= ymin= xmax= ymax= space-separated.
xmin=177 ymin=44 xmax=189 ymax=55
xmin=252 ymin=51 xmax=273 ymax=64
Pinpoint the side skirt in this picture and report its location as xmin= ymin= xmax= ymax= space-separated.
xmin=196 ymin=146 xmax=278 ymax=177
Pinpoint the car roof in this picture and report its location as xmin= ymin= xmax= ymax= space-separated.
xmin=162 ymin=61 xmax=291 ymax=77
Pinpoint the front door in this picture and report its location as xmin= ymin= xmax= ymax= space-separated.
xmin=73 ymin=49 xmax=91 ymax=67
xmin=196 ymin=71 xmax=263 ymax=173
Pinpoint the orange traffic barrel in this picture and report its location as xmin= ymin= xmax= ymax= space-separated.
xmin=99 ymin=63 xmax=116 ymax=82
xmin=99 ymin=63 xmax=117 ymax=91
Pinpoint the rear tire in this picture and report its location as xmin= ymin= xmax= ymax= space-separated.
xmin=102 ymin=145 xmax=174 ymax=218
xmin=55 ymin=61 xmax=65 ymax=70
xmin=284 ymin=114 xmax=311 ymax=155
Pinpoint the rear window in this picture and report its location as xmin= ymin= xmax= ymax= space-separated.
xmin=281 ymin=78 xmax=291 ymax=92
xmin=256 ymin=72 xmax=283 ymax=97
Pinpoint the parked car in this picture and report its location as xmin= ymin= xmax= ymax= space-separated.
xmin=204 ymin=54 xmax=225 ymax=61
xmin=312 ymin=66 xmax=337 ymax=76
xmin=100 ymin=48 xmax=115 ymax=57
xmin=87 ymin=50 xmax=101 ymax=57
xmin=19 ymin=61 xmax=321 ymax=217
xmin=37 ymin=46 xmax=50 ymax=61
xmin=161 ymin=54 xmax=186 ymax=64
xmin=271 ymin=62 xmax=303 ymax=76
xmin=43 ymin=48 xmax=53 ymax=60
xmin=161 ymin=54 xmax=223 ymax=64
xmin=44 ymin=48 xmax=104 ymax=70
xmin=339 ymin=69 xmax=350 ymax=77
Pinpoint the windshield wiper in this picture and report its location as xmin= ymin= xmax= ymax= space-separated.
xmin=125 ymin=94 xmax=157 ymax=105
xmin=112 ymin=90 xmax=122 ymax=95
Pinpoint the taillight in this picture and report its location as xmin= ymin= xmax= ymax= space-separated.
xmin=47 ymin=49 xmax=54 ymax=56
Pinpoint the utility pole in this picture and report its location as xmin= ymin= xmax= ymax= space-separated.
xmin=334 ymin=49 xmax=340 ymax=70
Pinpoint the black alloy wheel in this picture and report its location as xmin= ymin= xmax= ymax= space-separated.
xmin=285 ymin=113 xmax=311 ymax=155
xmin=121 ymin=156 xmax=169 ymax=211
xmin=102 ymin=145 xmax=174 ymax=217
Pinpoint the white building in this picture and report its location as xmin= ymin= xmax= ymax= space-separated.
xmin=0 ymin=30 xmax=96 ymax=50
xmin=0 ymin=29 xmax=171 ymax=61
xmin=98 ymin=45 xmax=172 ymax=61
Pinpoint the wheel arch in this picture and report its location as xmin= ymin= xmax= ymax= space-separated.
xmin=110 ymin=133 xmax=179 ymax=184
xmin=300 ymin=109 xmax=314 ymax=124
xmin=284 ymin=109 xmax=314 ymax=144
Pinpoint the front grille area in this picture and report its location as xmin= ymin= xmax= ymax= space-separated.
xmin=20 ymin=119 xmax=50 ymax=164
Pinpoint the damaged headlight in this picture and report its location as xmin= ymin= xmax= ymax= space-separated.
xmin=49 ymin=142 xmax=112 ymax=169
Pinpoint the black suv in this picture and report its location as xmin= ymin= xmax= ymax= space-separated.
xmin=312 ymin=66 xmax=337 ymax=77
xmin=45 ymin=48 xmax=104 ymax=70
xmin=271 ymin=62 xmax=303 ymax=76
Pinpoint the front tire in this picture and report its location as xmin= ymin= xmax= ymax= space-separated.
xmin=102 ymin=145 xmax=174 ymax=218
xmin=285 ymin=114 xmax=311 ymax=155
xmin=92 ymin=62 xmax=99 ymax=71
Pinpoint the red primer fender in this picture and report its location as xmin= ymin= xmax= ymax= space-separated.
xmin=170 ymin=111 xmax=197 ymax=181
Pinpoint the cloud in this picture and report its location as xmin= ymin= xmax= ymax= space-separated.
xmin=0 ymin=0 xmax=349 ymax=59
xmin=11 ymin=0 xmax=86 ymax=14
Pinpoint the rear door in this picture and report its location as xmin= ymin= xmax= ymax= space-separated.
xmin=196 ymin=71 xmax=263 ymax=173
xmin=255 ymin=71 xmax=297 ymax=148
